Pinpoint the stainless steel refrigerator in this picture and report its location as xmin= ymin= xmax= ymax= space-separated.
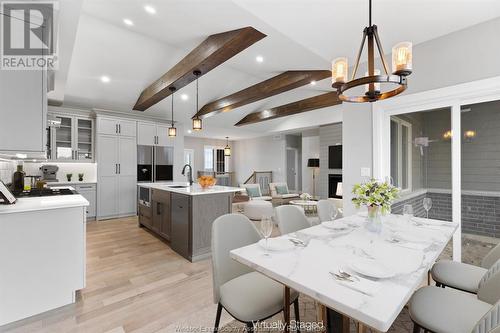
xmin=137 ymin=145 xmax=174 ymax=182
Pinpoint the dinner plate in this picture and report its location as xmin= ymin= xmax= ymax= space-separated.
xmin=258 ymin=238 xmax=295 ymax=252
xmin=321 ymin=221 xmax=350 ymax=230
xmin=349 ymin=258 xmax=397 ymax=279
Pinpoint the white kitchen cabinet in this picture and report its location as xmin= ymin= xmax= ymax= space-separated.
xmin=75 ymin=184 xmax=96 ymax=219
xmin=0 ymin=69 xmax=47 ymax=153
xmin=97 ymin=118 xmax=136 ymax=137
xmin=48 ymin=114 xmax=94 ymax=162
xmin=137 ymin=121 xmax=174 ymax=147
xmin=137 ymin=122 xmax=156 ymax=146
xmin=96 ymin=117 xmax=137 ymax=220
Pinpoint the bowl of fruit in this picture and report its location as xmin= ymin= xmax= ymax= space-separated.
xmin=198 ymin=175 xmax=217 ymax=189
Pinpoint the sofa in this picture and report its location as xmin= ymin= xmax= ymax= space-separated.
xmin=240 ymin=184 xmax=272 ymax=201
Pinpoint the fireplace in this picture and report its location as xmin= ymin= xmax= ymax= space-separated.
xmin=328 ymin=174 xmax=343 ymax=199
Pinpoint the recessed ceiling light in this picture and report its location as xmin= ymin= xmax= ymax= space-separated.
xmin=180 ymin=94 xmax=189 ymax=101
xmin=256 ymin=55 xmax=264 ymax=63
xmin=310 ymin=80 xmax=316 ymax=86
xmin=187 ymin=129 xmax=192 ymax=134
xmin=123 ymin=18 xmax=134 ymax=26
xmin=144 ymin=5 xmax=156 ymax=14
xmin=100 ymin=75 xmax=110 ymax=83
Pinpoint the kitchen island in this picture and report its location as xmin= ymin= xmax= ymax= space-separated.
xmin=138 ymin=182 xmax=242 ymax=262
xmin=0 ymin=192 xmax=88 ymax=326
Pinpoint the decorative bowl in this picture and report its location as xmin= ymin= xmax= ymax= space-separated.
xmin=198 ymin=175 xmax=217 ymax=189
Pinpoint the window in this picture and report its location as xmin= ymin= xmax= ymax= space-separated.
xmin=204 ymin=146 xmax=214 ymax=170
xmin=390 ymin=117 xmax=412 ymax=191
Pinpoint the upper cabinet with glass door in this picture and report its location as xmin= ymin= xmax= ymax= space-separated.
xmin=48 ymin=113 xmax=94 ymax=162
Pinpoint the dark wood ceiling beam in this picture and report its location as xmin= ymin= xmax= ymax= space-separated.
xmin=194 ymin=70 xmax=332 ymax=119
xmin=133 ymin=27 xmax=266 ymax=111
xmin=235 ymin=92 xmax=341 ymax=126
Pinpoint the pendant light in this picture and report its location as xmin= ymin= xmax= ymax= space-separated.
xmin=224 ymin=137 xmax=231 ymax=156
xmin=168 ymin=87 xmax=177 ymax=137
xmin=192 ymin=70 xmax=202 ymax=131
xmin=331 ymin=0 xmax=412 ymax=103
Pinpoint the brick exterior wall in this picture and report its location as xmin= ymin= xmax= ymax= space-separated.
xmin=392 ymin=191 xmax=500 ymax=238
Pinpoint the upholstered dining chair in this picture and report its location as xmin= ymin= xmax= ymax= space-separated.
xmin=275 ymin=205 xmax=311 ymax=235
xmin=410 ymin=259 xmax=500 ymax=333
xmin=211 ymin=213 xmax=300 ymax=332
xmin=317 ymin=199 xmax=340 ymax=222
xmin=431 ymin=242 xmax=500 ymax=293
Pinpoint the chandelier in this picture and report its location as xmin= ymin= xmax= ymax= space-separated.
xmin=331 ymin=0 xmax=412 ymax=103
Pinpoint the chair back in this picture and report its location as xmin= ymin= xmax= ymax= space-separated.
xmin=470 ymin=300 xmax=500 ymax=333
xmin=242 ymin=184 xmax=262 ymax=198
xmin=269 ymin=182 xmax=288 ymax=197
xmin=317 ymin=199 xmax=338 ymax=222
xmin=211 ymin=214 xmax=261 ymax=303
xmin=478 ymin=259 xmax=500 ymax=305
xmin=482 ymin=242 xmax=500 ymax=269
xmin=275 ymin=205 xmax=311 ymax=235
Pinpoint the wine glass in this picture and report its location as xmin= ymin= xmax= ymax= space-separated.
xmin=423 ymin=198 xmax=433 ymax=219
xmin=403 ymin=204 xmax=414 ymax=222
xmin=260 ymin=216 xmax=273 ymax=256
xmin=330 ymin=207 xmax=338 ymax=221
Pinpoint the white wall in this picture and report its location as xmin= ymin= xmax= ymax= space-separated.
xmin=301 ymin=129 xmax=319 ymax=196
xmin=342 ymin=103 xmax=373 ymax=216
xmin=233 ymin=135 xmax=286 ymax=185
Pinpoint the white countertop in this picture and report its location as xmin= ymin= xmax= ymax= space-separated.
xmin=0 ymin=194 xmax=89 ymax=215
xmin=47 ymin=181 xmax=97 ymax=186
xmin=138 ymin=182 xmax=243 ymax=196
xmin=231 ymin=214 xmax=458 ymax=332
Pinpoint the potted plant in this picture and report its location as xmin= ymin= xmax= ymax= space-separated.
xmin=352 ymin=179 xmax=399 ymax=233
xmin=299 ymin=193 xmax=312 ymax=201
xmin=66 ymin=173 xmax=73 ymax=182
xmin=78 ymin=173 xmax=84 ymax=182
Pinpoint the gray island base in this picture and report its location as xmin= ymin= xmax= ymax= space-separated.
xmin=138 ymin=183 xmax=242 ymax=262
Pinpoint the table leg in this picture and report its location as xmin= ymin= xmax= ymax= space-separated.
xmin=326 ymin=308 xmax=349 ymax=333
xmin=283 ymin=286 xmax=291 ymax=332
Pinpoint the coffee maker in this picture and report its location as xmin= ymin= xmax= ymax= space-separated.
xmin=40 ymin=165 xmax=59 ymax=182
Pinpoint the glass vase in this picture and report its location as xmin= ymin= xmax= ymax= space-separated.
xmin=365 ymin=205 xmax=382 ymax=234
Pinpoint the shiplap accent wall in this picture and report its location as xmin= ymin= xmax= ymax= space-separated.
xmin=319 ymin=123 xmax=342 ymax=199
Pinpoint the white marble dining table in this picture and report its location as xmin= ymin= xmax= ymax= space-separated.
xmin=230 ymin=213 xmax=458 ymax=332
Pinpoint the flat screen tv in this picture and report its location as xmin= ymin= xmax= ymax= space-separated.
xmin=328 ymin=145 xmax=342 ymax=169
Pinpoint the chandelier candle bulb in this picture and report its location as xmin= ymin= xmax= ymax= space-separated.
xmin=392 ymin=42 xmax=413 ymax=75
xmin=332 ymin=57 xmax=348 ymax=87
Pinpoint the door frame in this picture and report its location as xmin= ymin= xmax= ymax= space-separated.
xmin=372 ymin=75 xmax=500 ymax=262
xmin=286 ymin=147 xmax=299 ymax=191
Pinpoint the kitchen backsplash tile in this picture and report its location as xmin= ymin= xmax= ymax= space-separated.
xmin=0 ymin=160 xmax=16 ymax=184
xmin=23 ymin=162 xmax=98 ymax=183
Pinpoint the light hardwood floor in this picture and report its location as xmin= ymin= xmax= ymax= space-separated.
xmin=1 ymin=217 xmax=230 ymax=333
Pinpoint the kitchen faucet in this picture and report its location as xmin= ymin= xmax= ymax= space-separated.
xmin=181 ymin=164 xmax=193 ymax=185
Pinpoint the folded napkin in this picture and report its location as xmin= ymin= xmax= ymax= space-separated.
xmin=335 ymin=274 xmax=381 ymax=296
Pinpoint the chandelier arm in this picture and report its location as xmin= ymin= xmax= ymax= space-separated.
xmin=351 ymin=29 xmax=368 ymax=81
xmin=373 ymin=27 xmax=390 ymax=75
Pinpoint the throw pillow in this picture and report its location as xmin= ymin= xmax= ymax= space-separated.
xmin=276 ymin=185 xmax=289 ymax=195
xmin=246 ymin=187 xmax=260 ymax=198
